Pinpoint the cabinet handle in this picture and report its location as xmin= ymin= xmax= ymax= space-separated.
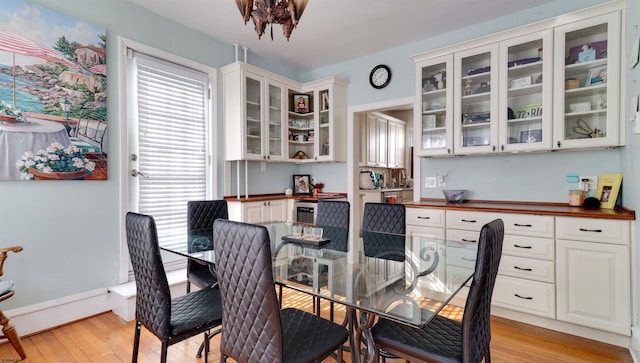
xmin=492 ymin=145 xmax=496 ymax=152
xmin=461 ymin=219 xmax=477 ymax=223
xmin=557 ymin=140 xmax=561 ymax=148
xmin=461 ymin=238 xmax=477 ymax=243
xmin=579 ymin=228 xmax=602 ymax=233
xmin=514 ymin=223 xmax=532 ymax=227
xmin=417 ymin=216 xmax=431 ymax=220
xmin=447 ymin=148 xmax=451 ymax=154
xmin=514 ymin=294 xmax=533 ymax=300
xmin=501 ymin=144 xmax=504 ymax=151
xmin=513 ymin=244 xmax=532 ymax=249
xmin=514 ymin=266 xmax=532 ymax=271
xmin=462 ymin=257 xmax=476 ymax=262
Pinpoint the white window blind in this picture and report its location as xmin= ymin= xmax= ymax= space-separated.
xmin=134 ymin=53 xmax=209 ymax=252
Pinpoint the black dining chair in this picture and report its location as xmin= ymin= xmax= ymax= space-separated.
xmin=125 ymin=212 xmax=223 ymax=363
xmin=361 ymin=202 xmax=406 ymax=261
xmin=213 ymin=219 xmax=349 ymax=363
xmin=314 ymin=200 xmax=350 ymax=320
xmin=370 ymin=218 xmax=505 ymax=363
xmin=186 ymin=200 xmax=228 ymax=293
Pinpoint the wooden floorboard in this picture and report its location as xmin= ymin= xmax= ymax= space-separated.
xmin=0 ymin=288 xmax=632 ymax=362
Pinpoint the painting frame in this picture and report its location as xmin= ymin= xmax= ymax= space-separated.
xmin=293 ymin=174 xmax=311 ymax=196
xmin=293 ymin=94 xmax=310 ymax=114
xmin=519 ymin=129 xmax=542 ymax=143
xmin=595 ymin=173 xmax=622 ymax=209
xmin=586 ymin=66 xmax=607 ymax=86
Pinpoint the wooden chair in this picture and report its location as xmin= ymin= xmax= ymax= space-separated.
xmin=0 ymin=246 xmax=26 ymax=360
xmin=213 ymin=219 xmax=349 ymax=363
xmin=371 ymin=219 xmax=505 ymax=363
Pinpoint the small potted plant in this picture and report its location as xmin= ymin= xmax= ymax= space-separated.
xmin=16 ymin=142 xmax=96 ymax=180
xmin=0 ymin=101 xmax=23 ymax=123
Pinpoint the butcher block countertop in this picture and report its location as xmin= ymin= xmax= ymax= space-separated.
xmin=404 ymin=199 xmax=635 ymax=220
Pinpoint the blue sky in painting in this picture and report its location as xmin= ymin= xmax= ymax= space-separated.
xmin=0 ymin=0 xmax=105 ymax=66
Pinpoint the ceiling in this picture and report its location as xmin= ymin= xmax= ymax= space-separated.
xmin=124 ymin=0 xmax=557 ymax=73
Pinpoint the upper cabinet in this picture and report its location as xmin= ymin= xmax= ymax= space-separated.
xmin=222 ymin=62 xmax=348 ymax=162
xmin=553 ymin=12 xmax=621 ymax=149
xmin=413 ymin=7 xmax=623 ymax=157
xmin=362 ymin=112 xmax=406 ymax=168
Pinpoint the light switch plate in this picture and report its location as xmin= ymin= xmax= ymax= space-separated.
xmin=425 ymin=177 xmax=437 ymax=188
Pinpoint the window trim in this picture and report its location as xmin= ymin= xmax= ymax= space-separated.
xmin=117 ymin=36 xmax=218 ymax=283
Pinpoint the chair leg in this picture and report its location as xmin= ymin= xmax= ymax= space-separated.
xmin=203 ymin=331 xmax=209 ymax=363
xmin=187 ymin=280 xmax=191 ymax=293
xmin=485 ymin=349 xmax=491 ymax=363
xmin=0 ymin=310 xmax=26 ymax=360
xmin=132 ymin=321 xmax=141 ymax=363
xmin=160 ymin=342 xmax=168 ymax=363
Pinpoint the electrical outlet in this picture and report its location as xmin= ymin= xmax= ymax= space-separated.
xmin=425 ymin=177 xmax=437 ymax=188
xmin=579 ymin=176 xmax=598 ymax=191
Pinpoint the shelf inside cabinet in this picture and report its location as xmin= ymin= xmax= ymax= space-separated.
xmin=422 ymin=109 xmax=446 ymax=115
xmin=507 ymin=60 xmax=543 ymax=77
xmin=508 ymin=83 xmax=542 ymax=97
xmin=565 ymin=109 xmax=606 ymax=117
xmin=508 ymin=116 xmax=543 ymax=124
xmin=422 ymin=88 xmax=447 ymax=96
xmin=565 ymin=83 xmax=606 ymax=95
xmin=462 ymin=121 xmax=491 ymax=128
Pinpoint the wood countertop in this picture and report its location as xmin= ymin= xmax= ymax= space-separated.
xmin=405 ymin=199 xmax=635 ymax=220
xmin=224 ymin=192 xmax=347 ymax=203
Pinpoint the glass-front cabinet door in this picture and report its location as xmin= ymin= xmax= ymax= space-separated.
xmin=553 ymin=12 xmax=621 ymax=149
xmin=415 ymin=55 xmax=453 ymax=156
xmin=454 ymin=44 xmax=499 ymax=155
xmin=499 ymin=30 xmax=552 ymax=152
xmin=315 ymin=87 xmax=332 ymax=160
xmin=243 ymin=72 xmax=264 ymax=160
xmin=266 ymin=81 xmax=285 ymax=161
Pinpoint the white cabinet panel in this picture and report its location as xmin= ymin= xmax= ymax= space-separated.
xmin=556 ymin=217 xmax=629 ymax=245
xmin=406 ymin=208 xmax=445 ymax=228
xmin=499 ymin=255 xmax=554 ymax=283
xmin=502 ymin=235 xmax=554 ymax=260
xmin=493 ymin=275 xmax=555 ymax=318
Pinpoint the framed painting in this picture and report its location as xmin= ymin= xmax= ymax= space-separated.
xmin=0 ymin=0 xmax=107 ymax=181
xmin=293 ymin=174 xmax=311 ymax=196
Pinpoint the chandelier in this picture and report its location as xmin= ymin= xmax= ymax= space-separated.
xmin=235 ymin=0 xmax=309 ymax=41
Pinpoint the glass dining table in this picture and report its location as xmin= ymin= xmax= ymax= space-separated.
xmin=161 ymin=221 xmax=478 ymax=363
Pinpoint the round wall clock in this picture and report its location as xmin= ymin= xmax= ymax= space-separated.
xmin=369 ymin=64 xmax=391 ymax=89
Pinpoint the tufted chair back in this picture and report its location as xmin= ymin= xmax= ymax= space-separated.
xmin=462 ymin=218 xmax=504 ymax=362
xmin=315 ymin=200 xmax=350 ymax=252
xmin=361 ymin=203 xmax=406 ymax=261
xmin=214 ymin=219 xmax=284 ymax=362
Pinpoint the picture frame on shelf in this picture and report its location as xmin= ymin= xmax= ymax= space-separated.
xmin=321 ymin=92 xmax=330 ymax=111
xmin=293 ymin=174 xmax=311 ymax=196
xmin=422 ymin=114 xmax=436 ymax=129
xmin=293 ymin=94 xmax=310 ymax=113
xmin=595 ymin=173 xmax=622 ymax=209
xmin=586 ymin=66 xmax=607 ymax=86
xmin=510 ymin=76 xmax=531 ymax=89
xmin=519 ymin=129 xmax=542 ymax=143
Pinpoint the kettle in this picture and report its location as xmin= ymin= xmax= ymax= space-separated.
xmin=359 ymin=170 xmax=375 ymax=189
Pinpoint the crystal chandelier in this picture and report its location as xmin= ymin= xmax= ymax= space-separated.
xmin=235 ymin=0 xmax=309 ymax=41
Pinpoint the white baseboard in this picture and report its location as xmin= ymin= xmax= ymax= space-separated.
xmin=5 ymin=270 xmax=188 ymax=337
xmin=631 ymin=325 xmax=640 ymax=363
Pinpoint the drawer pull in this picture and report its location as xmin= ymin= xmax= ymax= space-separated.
xmin=514 ymin=266 xmax=532 ymax=271
xmin=513 ymin=244 xmax=532 ymax=249
xmin=579 ymin=228 xmax=602 ymax=233
xmin=417 ymin=216 xmax=431 ymax=220
xmin=462 ymin=257 xmax=476 ymax=262
xmin=461 ymin=219 xmax=477 ymax=223
xmin=514 ymin=294 xmax=533 ymax=300
xmin=461 ymin=238 xmax=477 ymax=243
xmin=514 ymin=223 xmax=532 ymax=227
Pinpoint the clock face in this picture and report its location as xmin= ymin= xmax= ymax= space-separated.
xmin=370 ymin=64 xmax=391 ymax=89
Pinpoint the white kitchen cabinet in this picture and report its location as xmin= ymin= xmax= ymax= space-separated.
xmin=364 ymin=112 xmax=405 ymax=167
xmin=228 ymin=198 xmax=289 ymax=223
xmin=553 ymin=12 xmax=621 ymax=150
xmin=415 ymin=54 xmax=454 ymax=156
xmin=387 ymin=119 xmax=405 ymax=168
xmin=498 ymin=30 xmax=553 ymax=152
xmin=454 ymin=43 xmax=499 ymax=155
xmin=221 ymin=63 xmax=287 ymax=161
xmin=555 ymin=217 xmax=630 ymax=335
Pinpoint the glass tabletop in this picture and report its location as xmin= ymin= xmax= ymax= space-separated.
xmin=161 ymin=221 xmax=478 ymax=329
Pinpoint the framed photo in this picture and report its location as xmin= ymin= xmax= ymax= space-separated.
xmin=519 ymin=129 xmax=542 ymax=143
xmin=595 ymin=173 xmax=622 ymax=209
xmin=422 ymin=114 xmax=436 ymax=129
xmin=293 ymin=174 xmax=311 ymax=196
xmin=293 ymin=94 xmax=310 ymax=114
xmin=586 ymin=66 xmax=607 ymax=86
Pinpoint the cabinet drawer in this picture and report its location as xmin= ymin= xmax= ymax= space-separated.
xmin=493 ymin=275 xmax=555 ymax=319
xmin=446 ymin=211 xmax=495 ymax=231
xmin=556 ymin=217 xmax=630 ymax=245
xmin=499 ymin=255 xmax=554 ymax=283
xmin=446 ymin=244 xmax=477 ymax=269
xmin=502 ymin=214 xmax=554 ymax=238
xmin=406 ymin=208 xmax=445 ymax=228
xmin=446 ymin=229 xmax=481 ymax=244
xmin=502 ymin=235 xmax=554 ymax=260
xmin=406 ymin=225 xmax=445 ymax=240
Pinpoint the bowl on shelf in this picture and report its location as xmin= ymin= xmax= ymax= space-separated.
xmin=442 ymin=189 xmax=466 ymax=203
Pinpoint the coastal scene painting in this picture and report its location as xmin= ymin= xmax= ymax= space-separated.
xmin=0 ymin=0 xmax=107 ymax=180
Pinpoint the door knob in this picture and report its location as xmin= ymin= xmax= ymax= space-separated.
xmin=130 ymin=170 xmax=149 ymax=178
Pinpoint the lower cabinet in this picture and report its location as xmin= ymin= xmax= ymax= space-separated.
xmin=407 ymin=207 xmax=632 ymax=337
xmin=228 ymin=199 xmax=289 ymax=223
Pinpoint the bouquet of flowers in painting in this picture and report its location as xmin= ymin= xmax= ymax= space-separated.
xmin=0 ymin=101 xmax=23 ymax=123
xmin=16 ymin=142 xmax=95 ymax=180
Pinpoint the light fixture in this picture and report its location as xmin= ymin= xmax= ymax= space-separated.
xmin=235 ymin=0 xmax=308 ymax=41
xmin=60 ymin=98 xmax=71 ymax=120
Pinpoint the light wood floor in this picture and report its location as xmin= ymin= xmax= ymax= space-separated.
xmin=0 ymin=289 xmax=632 ymax=362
